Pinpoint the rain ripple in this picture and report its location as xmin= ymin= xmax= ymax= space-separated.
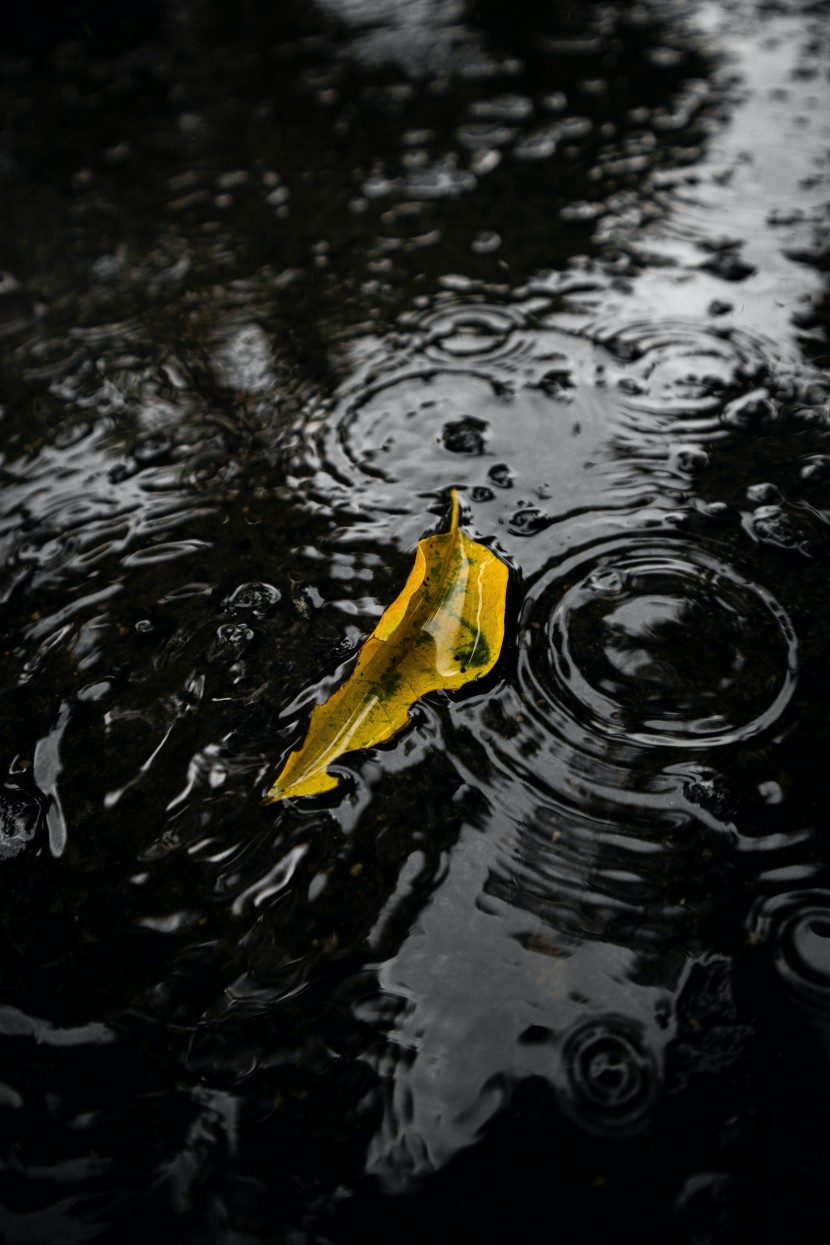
xmin=532 ymin=542 xmax=797 ymax=750
xmin=285 ymin=290 xmax=640 ymax=548
xmin=749 ymin=890 xmax=830 ymax=1022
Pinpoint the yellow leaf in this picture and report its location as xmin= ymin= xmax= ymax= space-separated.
xmin=265 ymin=490 xmax=509 ymax=803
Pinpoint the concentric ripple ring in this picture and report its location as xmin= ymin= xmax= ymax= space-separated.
xmin=521 ymin=543 xmax=797 ymax=750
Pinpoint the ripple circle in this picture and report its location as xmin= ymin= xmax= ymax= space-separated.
xmin=403 ymin=301 xmax=532 ymax=367
xmin=589 ymin=317 xmax=777 ymax=423
xmin=561 ymin=1015 xmax=658 ymax=1137
xmin=522 ymin=544 xmax=797 ymax=749
xmin=751 ymin=890 xmax=830 ymax=1013
xmin=318 ymin=367 xmax=594 ymax=510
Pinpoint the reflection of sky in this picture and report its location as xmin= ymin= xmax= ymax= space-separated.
xmin=339 ymin=0 xmax=830 ymax=1192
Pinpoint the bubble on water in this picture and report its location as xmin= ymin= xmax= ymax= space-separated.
xmin=222 ymin=582 xmax=281 ymax=615
xmin=748 ymin=505 xmax=810 ymax=553
xmin=560 ymin=1015 xmax=658 ymax=1136
xmin=507 ymin=506 xmax=552 ymax=536
xmin=522 ymin=542 xmax=797 ymax=749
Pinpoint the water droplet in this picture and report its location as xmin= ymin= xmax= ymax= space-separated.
xmin=722 ymin=389 xmax=777 ymax=431
xmin=750 ymin=505 xmax=802 ymax=550
xmin=508 ymin=506 xmax=550 ymax=536
xmin=535 ymin=366 xmax=576 ymax=398
xmin=223 ymin=582 xmax=281 ymax=614
xmin=758 ymin=780 xmax=784 ymax=805
xmin=488 ymin=462 xmax=514 ymax=488
xmin=216 ymin=624 xmax=254 ymax=648
xmin=441 ymin=416 xmax=487 ymax=454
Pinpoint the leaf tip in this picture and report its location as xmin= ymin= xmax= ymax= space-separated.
xmin=449 ymin=487 xmax=460 ymax=535
xmin=264 ymin=763 xmax=341 ymax=805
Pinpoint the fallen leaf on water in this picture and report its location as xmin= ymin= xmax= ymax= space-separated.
xmin=265 ymin=489 xmax=509 ymax=803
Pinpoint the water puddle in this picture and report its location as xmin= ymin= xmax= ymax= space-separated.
xmin=1 ymin=0 xmax=829 ymax=1240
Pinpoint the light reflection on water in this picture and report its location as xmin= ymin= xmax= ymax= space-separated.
xmin=1 ymin=0 xmax=830 ymax=1240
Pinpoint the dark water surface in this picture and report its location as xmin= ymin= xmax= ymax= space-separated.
xmin=2 ymin=0 xmax=830 ymax=1241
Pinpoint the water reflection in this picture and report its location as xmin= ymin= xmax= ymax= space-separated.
xmin=1 ymin=0 xmax=830 ymax=1240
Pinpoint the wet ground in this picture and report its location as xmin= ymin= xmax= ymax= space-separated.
xmin=1 ymin=0 xmax=830 ymax=1241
